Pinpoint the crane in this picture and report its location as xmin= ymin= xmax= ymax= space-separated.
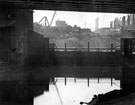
xmin=39 ymin=16 xmax=49 ymax=26
xmin=49 ymin=11 xmax=56 ymax=26
xmin=39 ymin=11 xmax=56 ymax=27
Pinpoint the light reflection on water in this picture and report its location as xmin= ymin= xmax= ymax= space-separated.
xmin=34 ymin=78 xmax=120 ymax=105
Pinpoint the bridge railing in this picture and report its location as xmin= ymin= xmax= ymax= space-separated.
xmin=49 ymin=42 xmax=121 ymax=52
xmin=53 ymin=47 xmax=120 ymax=52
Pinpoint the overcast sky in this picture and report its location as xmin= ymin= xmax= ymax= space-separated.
xmin=33 ymin=10 xmax=127 ymax=30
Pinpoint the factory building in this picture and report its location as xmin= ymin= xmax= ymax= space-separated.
xmin=56 ymin=20 xmax=67 ymax=28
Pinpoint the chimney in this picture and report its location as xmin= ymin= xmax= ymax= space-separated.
xmin=127 ymin=15 xmax=130 ymax=25
xmin=95 ymin=17 xmax=99 ymax=30
xmin=122 ymin=16 xmax=126 ymax=27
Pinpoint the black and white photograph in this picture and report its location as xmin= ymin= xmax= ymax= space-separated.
xmin=0 ymin=1 xmax=135 ymax=105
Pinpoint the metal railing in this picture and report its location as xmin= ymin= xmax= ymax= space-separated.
xmin=53 ymin=47 xmax=120 ymax=52
xmin=49 ymin=42 xmax=121 ymax=52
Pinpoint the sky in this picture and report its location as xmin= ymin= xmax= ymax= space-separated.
xmin=33 ymin=10 xmax=127 ymax=30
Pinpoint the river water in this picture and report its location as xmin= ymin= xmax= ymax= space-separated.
xmin=34 ymin=78 xmax=120 ymax=105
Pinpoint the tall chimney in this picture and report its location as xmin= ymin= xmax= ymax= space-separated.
xmin=122 ymin=16 xmax=126 ymax=27
xmin=95 ymin=17 xmax=99 ymax=30
xmin=127 ymin=15 xmax=130 ymax=25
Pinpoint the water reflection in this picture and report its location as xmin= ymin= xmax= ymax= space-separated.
xmin=34 ymin=78 xmax=120 ymax=105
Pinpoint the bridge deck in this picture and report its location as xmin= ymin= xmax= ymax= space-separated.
xmin=0 ymin=0 xmax=135 ymax=13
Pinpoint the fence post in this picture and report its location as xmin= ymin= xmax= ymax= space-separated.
xmin=65 ymin=43 xmax=67 ymax=51
xmin=88 ymin=42 xmax=90 ymax=52
xmin=98 ymin=48 xmax=99 ymax=52
xmin=98 ymin=78 xmax=100 ymax=83
xmin=88 ymin=78 xmax=89 ymax=87
xmin=65 ymin=77 xmax=67 ymax=85
xmin=111 ymin=43 xmax=113 ymax=52
xmin=74 ymin=77 xmax=76 ymax=83
xmin=111 ymin=77 xmax=113 ymax=86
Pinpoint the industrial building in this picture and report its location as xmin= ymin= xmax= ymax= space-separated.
xmin=56 ymin=20 xmax=67 ymax=28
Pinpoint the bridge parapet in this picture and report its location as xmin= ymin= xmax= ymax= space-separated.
xmin=54 ymin=47 xmax=119 ymax=52
xmin=46 ymin=51 xmax=122 ymax=66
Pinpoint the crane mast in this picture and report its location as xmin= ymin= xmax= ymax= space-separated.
xmin=50 ymin=11 xmax=56 ymax=26
xmin=39 ymin=11 xmax=56 ymax=27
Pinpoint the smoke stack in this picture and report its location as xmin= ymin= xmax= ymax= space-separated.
xmin=132 ymin=14 xmax=135 ymax=26
xmin=127 ymin=15 xmax=130 ymax=25
xmin=95 ymin=17 xmax=99 ymax=30
xmin=110 ymin=21 xmax=113 ymax=29
xmin=122 ymin=16 xmax=126 ymax=27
